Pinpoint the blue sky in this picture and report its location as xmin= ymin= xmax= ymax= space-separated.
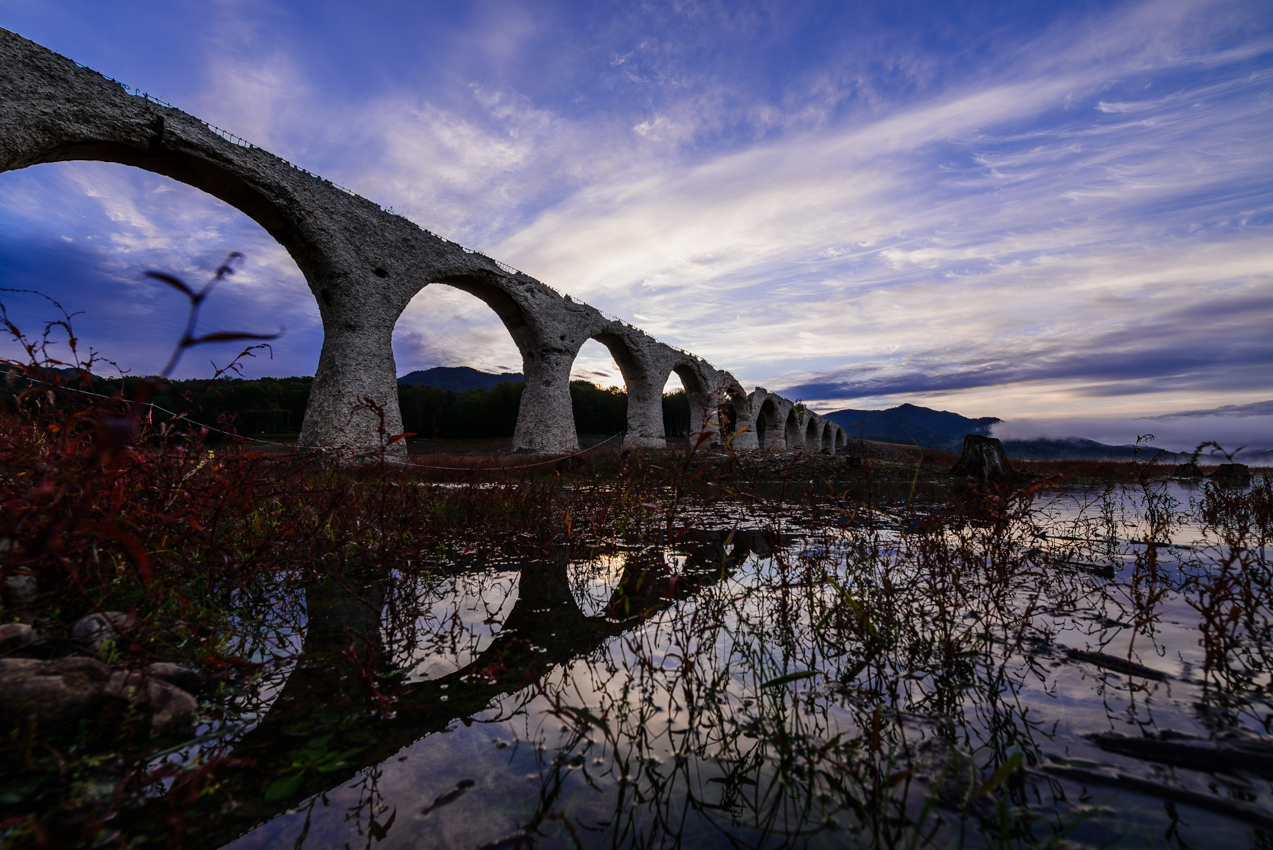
xmin=1 ymin=0 xmax=1271 ymax=451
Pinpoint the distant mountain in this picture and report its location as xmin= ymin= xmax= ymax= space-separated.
xmin=825 ymin=403 xmax=999 ymax=451
xmin=823 ymin=403 xmax=1202 ymax=462
xmin=397 ymin=366 xmax=523 ymax=392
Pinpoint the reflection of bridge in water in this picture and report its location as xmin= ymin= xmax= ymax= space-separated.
xmin=0 ymin=29 xmax=848 ymax=457
xmin=179 ymin=533 xmax=768 ymax=848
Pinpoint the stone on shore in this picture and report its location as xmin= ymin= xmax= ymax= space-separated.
xmin=0 ymin=657 xmax=112 ymax=725
xmin=70 ymin=611 xmax=128 ymax=653
xmin=105 ymin=669 xmax=199 ymax=731
xmin=145 ymin=662 xmax=205 ymax=696
xmin=4 ymin=572 xmax=38 ymax=608
xmin=0 ymin=622 xmax=37 ymax=652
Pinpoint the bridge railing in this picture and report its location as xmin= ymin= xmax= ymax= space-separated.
xmin=57 ymin=53 xmax=390 ymax=203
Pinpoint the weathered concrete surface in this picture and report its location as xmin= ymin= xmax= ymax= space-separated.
xmin=0 ymin=28 xmax=848 ymax=457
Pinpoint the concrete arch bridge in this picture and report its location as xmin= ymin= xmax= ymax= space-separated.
xmin=0 ymin=29 xmax=848 ymax=458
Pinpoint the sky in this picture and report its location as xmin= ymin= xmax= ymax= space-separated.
xmin=0 ymin=0 xmax=1271 ymax=452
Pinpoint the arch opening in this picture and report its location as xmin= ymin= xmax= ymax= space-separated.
xmin=0 ymin=161 xmax=313 ymax=380
xmin=821 ymin=422 xmax=835 ymax=454
xmin=568 ymin=552 xmax=629 ymax=619
xmin=570 ymin=337 xmax=628 ymax=445
xmin=722 ymin=388 xmax=748 ymax=438
xmin=719 ymin=380 xmax=759 ymax=449
xmin=28 ymin=141 xmax=292 ymax=240
xmin=784 ymin=409 xmax=801 ymax=451
xmin=662 ymin=371 xmax=691 ymax=440
xmin=388 ymin=567 xmax=521 ymax=682
xmin=663 ymin=365 xmax=712 ymax=443
xmin=432 ymin=275 xmax=531 ymax=336
xmin=393 ymin=280 xmax=527 ymax=445
xmin=754 ymin=398 xmax=774 ymax=448
xmin=0 ymin=131 xmax=405 ymax=452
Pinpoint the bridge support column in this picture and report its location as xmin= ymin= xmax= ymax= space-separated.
xmin=686 ymin=388 xmax=722 ymax=447
xmin=513 ymin=349 xmax=579 ymax=454
xmin=622 ymin=377 xmax=667 ymax=449
xmin=728 ymin=401 xmax=760 ymax=450
xmin=299 ymin=319 xmax=406 ymax=458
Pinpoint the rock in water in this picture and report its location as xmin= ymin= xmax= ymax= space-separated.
xmin=1172 ymin=461 xmax=1204 ymax=478
xmin=145 ymin=678 xmax=197 ymax=731
xmin=105 ymin=669 xmax=199 ymax=731
xmin=951 ymin=434 xmax=1012 ymax=481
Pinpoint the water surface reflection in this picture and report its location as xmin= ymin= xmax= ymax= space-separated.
xmin=189 ymin=477 xmax=1273 ymax=849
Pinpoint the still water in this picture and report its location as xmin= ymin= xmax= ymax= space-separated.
xmin=185 ymin=478 xmax=1272 ymax=849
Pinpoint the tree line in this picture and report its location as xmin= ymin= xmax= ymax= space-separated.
xmin=4 ymin=371 xmax=694 ymax=440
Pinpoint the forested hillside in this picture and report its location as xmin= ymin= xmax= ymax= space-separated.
xmin=2 ymin=371 xmax=693 ymax=441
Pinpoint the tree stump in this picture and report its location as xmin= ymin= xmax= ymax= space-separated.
xmin=951 ymin=434 xmax=1012 ymax=481
xmin=1211 ymin=463 xmax=1251 ymax=487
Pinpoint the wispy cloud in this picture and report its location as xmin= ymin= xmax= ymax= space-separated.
xmin=484 ymin=0 xmax=1273 ymax=407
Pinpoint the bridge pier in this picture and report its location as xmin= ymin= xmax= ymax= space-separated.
xmin=513 ymin=348 xmax=579 ymax=454
xmin=620 ymin=376 xmax=668 ymax=450
xmin=300 ymin=286 xmax=408 ymax=457
xmin=724 ymin=384 xmax=760 ymax=450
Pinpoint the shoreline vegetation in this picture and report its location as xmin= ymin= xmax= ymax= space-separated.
xmin=1 ymin=370 xmax=696 ymax=444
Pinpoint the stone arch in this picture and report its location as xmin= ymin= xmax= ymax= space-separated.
xmin=821 ymin=420 xmax=835 ymax=454
xmin=412 ymin=273 xmax=580 ymax=453
xmin=663 ymin=360 xmax=718 ymax=445
xmin=835 ymin=427 xmax=848 ymax=452
xmin=1 ymin=29 xmax=821 ymax=458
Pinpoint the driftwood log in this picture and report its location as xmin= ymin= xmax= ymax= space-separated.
xmin=951 ymin=434 xmax=1012 ymax=481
